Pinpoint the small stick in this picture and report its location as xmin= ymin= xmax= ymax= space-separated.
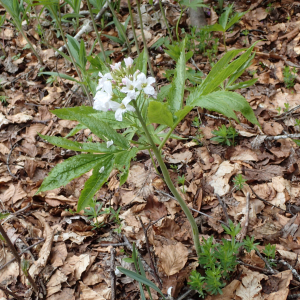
xmin=0 ymin=224 xmax=39 ymax=293
xmin=249 ymin=186 xmax=292 ymax=215
xmin=270 ymin=259 xmax=300 ymax=282
xmin=265 ymin=133 xmax=300 ymax=141
xmin=138 ymin=217 xmax=162 ymax=288
xmin=216 ymin=194 xmax=230 ymax=225
xmin=288 ymin=294 xmax=300 ymax=299
xmin=0 ymin=283 xmax=23 ymax=300
xmin=1 ymin=203 xmax=32 ymax=224
xmin=155 ymin=189 xmax=229 ymax=226
xmin=176 ymin=289 xmax=197 ymax=300
xmin=110 ymin=248 xmax=116 ymax=300
xmin=237 ymin=260 xmax=273 ymax=274
xmin=255 ymin=250 xmax=276 ymax=274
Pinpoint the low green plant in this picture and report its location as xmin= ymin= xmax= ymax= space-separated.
xmin=189 ymin=220 xmax=242 ymax=296
xmin=106 ymin=207 xmax=122 ymax=233
xmin=177 ymin=174 xmax=186 ymax=193
xmin=170 ymin=164 xmax=179 ymax=171
xmin=83 ymin=198 xmax=106 ymax=229
xmin=211 ymin=125 xmax=238 ymax=146
xmin=204 ymin=4 xmax=248 ymax=51
xmin=192 ymin=116 xmax=201 ymax=127
xmin=266 ymin=3 xmax=273 ymax=13
xmin=295 ymin=119 xmax=300 ymax=128
xmin=263 ymin=243 xmax=276 ymax=266
xmin=243 ymin=236 xmax=259 ymax=252
xmin=232 ymin=174 xmax=247 ymax=190
xmin=0 ymin=95 xmax=8 ymax=106
xmin=36 ymin=42 xmax=260 ymax=260
xmin=283 ymin=66 xmax=297 ymax=89
xmin=283 ymin=102 xmax=290 ymax=112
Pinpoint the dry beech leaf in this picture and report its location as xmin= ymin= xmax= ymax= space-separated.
xmin=236 ymin=266 xmax=267 ymax=300
xmin=160 ymin=242 xmax=188 ymax=276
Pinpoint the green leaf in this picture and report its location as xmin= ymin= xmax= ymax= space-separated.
xmin=189 ymin=91 xmax=259 ymax=126
xmin=39 ymin=134 xmax=119 ymax=153
xmin=77 ymin=155 xmax=114 ymax=212
xmin=167 ymin=40 xmax=186 ymax=113
xmin=180 ymin=0 xmax=208 ymax=10
xmin=187 ymin=44 xmax=257 ymax=104
xmin=294 ymin=140 xmax=300 ymax=146
xmin=66 ymin=34 xmax=80 ymax=63
xmin=148 ymin=102 xmax=173 ymax=127
xmin=219 ymin=4 xmax=233 ymax=29
xmin=37 ymin=154 xmax=109 ymax=193
xmin=226 ymin=10 xmax=248 ymax=30
xmin=204 ymin=23 xmax=225 ymax=32
xmin=117 ymin=267 xmax=166 ymax=300
xmin=0 ymin=212 xmax=9 ymax=220
xmin=69 ymin=114 xmax=130 ymax=149
xmin=226 ymin=78 xmax=258 ymax=91
xmin=174 ymin=105 xmax=193 ymax=124
xmin=102 ymin=34 xmax=124 ymax=45
xmin=115 ymin=147 xmax=139 ymax=185
xmin=65 ymin=123 xmax=87 ymax=137
xmin=61 ymin=13 xmax=84 ymax=19
xmin=39 ymin=72 xmax=81 ymax=83
xmin=157 ymin=84 xmax=171 ymax=102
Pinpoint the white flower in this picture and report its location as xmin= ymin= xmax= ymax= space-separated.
xmin=106 ymin=140 xmax=113 ymax=148
xmin=115 ymin=267 xmax=121 ymax=275
xmin=93 ymin=81 xmax=114 ymax=112
xmin=120 ymin=77 xmax=137 ymax=94
xmin=109 ymin=99 xmax=135 ymax=121
xmin=124 ymin=57 xmax=133 ymax=67
xmin=110 ymin=62 xmax=122 ymax=71
xmin=99 ymin=166 xmax=105 ymax=173
xmin=135 ymin=73 xmax=156 ymax=96
xmin=97 ymin=72 xmax=113 ymax=90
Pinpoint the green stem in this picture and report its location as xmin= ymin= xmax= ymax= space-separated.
xmin=175 ymin=7 xmax=186 ymax=42
xmin=52 ymin=7 xmax=93 ymax=106
xmin=136 ymin=0 xmax=155 ymax=80
xmin=86 ymin=0 xmax=107 ymax=62
xmin=134 ymin=103 xmax=201 ymax=258
xmin=223 ymin=32 xmax=227 ymax=52
xmin=148 ymin=149 xmax=160 ymax=175
xmin=127 ymin=0 xmax=140 ymax=55
xmin=158 ymin=0 xmax=173 ymax=43
xmin=17 ymin=25 xmax=44 ymax=65
xmin=107 ymin=0 xmax=131 ymax=53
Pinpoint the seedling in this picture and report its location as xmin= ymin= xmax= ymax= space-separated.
xmin=263 ymin=243 xmax=276 ymax=266
xmin=266 ymin=3 xmax=273 ymax=13
xmin=283 ymin=66 xmax=297 ymax=89
xmin=283 ymin=102 xmax=290 ymax=112
xmin=243 ymin=236 xmax=259 ymax=252
xmin=232 ymin=174 xmax=247 ymax=190
xmin=295 ymin=119 xmax=300 ymax=128
xmin=170 ymin=164 xmax=179 ymax=171
xmin=0 ymin=95 xmax=8 ymax=106
xmin=192 ymin=116 xmax=201 ymax=127
xmin=241 ymin=29 xmax=249 ymax=36
xmin=83 ymin=198 xmax=106 ymax=229
xmin=177 ymin=174 xmax=186 ymax=193
xmin=211 ymin=125 xmax=238 ymax=146
xmin=276 ymin=107 xmax=282 ymax=115
xmin=204 ymin=4 xmax=248 ymax=51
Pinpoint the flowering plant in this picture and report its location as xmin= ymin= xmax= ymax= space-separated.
xmin=37 ymin=42 xmax=259 ymax=258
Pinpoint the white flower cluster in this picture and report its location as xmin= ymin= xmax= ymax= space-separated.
xmin=93 ymin=57 xmax=156 ymax=121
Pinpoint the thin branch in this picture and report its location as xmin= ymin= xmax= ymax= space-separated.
xmin=138 ymin=217 xmax=162 ymax=288
xmin=237 ymin=260 xmax=273 ymax=274
xmin=0 ymin=224 xmax=39 ymax=293
xmin=265 ymin=133 xmax=300 ymax=141
xmin=271 ymin=259 xmax=300 ymax=282
xmin=216 ymin=194 xmax=230 ymax=225
xmin=255 ymin=250 xmax=276 ymax=275
xmin=249 ymin=186 xmax=293 ymax=215
xmin=0 ymin=284 xmax=23 ymax=300
xmin=110 ymin=247 xmax=116 ymax=300
xmin=176 ymin=288 xmax=197 ymax=300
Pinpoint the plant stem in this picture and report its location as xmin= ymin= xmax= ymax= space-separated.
xmin=175 ymin=7 xmax=186 ymax=42
xmin=136 ymin=0 xmax=155 ymax=79
xmin=127 ymin=0 xmax=140 ymax=54
xmin=158 ymin=0 xmax=173 ymax=42
xmin=134 ymin=103 xmax=201 ymax=258
xmin=223 ymin=32 xmax=227 ymax=52
xmin=86 ymin=0 xmax=107 ymax=62
xmin=106 ymin=0 xmax=131 ymax=53
xmin=51 ymin=6 xmax=93 ymax=105
xmin=0 ymin=224 xmax=39 ymax=294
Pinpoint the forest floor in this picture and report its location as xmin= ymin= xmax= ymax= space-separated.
xmin=1 ymin=0 xmax=300 ymax=299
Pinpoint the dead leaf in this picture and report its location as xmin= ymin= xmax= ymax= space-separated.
xmin=160 ymin=242 xmax=189 ymax=276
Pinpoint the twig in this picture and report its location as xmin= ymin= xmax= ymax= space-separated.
xmin=265 ymin=133 xmax=300 ymax=141
xmin=216 ymin=194 xmax=230 ymax=225
xmin=55 ymin=1 xmax=109 ymax=56
xmin=174 ymin=129 xmax=202 ymax=144
xmin=121 ymin=235 xmax=160 ymax=285
xmin=110 ymin=248 xmax=116 ymax=300
xmin=0 ymin=239 xmax=44 ymax=272
xmin=255 ymin=250 xmax=276 ymax=274
xmin=0 ymin=224 xmax=39 ymax=293
xmin=138 ymin=217 xmax=162 ymax=288
xmin=288 ymin=294 xmax=300 ymax=299
xmin=7 ymin=142 xmax=19 ymax=179
xmin=0 ymin=283 xmax=23 ymax=300
xmin=1 ymin=203 xmax=32 ymax=224
xmin=270 ymin=259 xmax=300 ymax=282
xmin=274 ymin=104 xmax=300 ymax=121
xmin=155 ymin=189 xmax=228 ymax=226
xmin=239 ymin=193 xmax=250 ymax=243
xmin=99 ymin=242 xmax=127 ymax=247
xmin=190 ymin=58 xmax=201 ymax=72
xmin=237 ymin=260 xmax=273 ymax=274
xmin=176 ymin=289 xmax=197 ymax=300
xmin=249 ymin=186 xmax=293 ymax=215
xmin=203 ymin=113 xmax=229 ymax=122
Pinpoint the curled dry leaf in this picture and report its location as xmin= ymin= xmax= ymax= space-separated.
xmin=160 ymin=242 xmax=189 ymax=276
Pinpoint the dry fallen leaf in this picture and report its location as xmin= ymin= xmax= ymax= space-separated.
xmin=160 ymin=242 xmax=189 ymax=276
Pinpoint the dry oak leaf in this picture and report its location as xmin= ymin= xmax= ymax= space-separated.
xmin=236 ymin=266 xmax=267 ymax=300
xmin=160 ymin=242 xmax=188 ymax=276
